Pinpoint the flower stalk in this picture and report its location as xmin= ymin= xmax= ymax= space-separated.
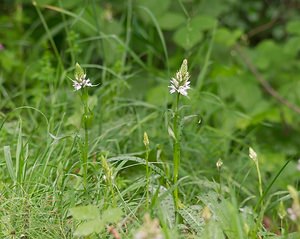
xmin=173 ymin=93 xmax=180 ymax=211
xmin=169 ymin=59 xmax=191 ymax=212
xmin=143 ymin=132 xmax=150 ymax=210
xmin=82 ymin=88 xmax=89 ymax=190
xmin=249 ymin=147 xmax=263 ymax=198
xmin=72 ymin=63 xmax=95 ymax=190
xmin=216 ymin=159 xmax=223 ymax=194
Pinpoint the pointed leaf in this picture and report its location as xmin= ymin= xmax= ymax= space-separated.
xmin=3 ymin=146 xmax=16 ymax=183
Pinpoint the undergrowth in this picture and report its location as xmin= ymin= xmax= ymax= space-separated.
xmin=1 ymin=0 xmax=300 ymax=238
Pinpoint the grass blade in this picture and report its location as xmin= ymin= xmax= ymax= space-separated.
xmin=3 ymin=146 xmax=16 ymax=183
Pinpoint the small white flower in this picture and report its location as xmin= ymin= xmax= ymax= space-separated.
xmin=72 ymin=74 xmax=94 ymax=91
xmin=72 ymin=63 xmax=95 ymax=91
xmin=169 ymin=59 xmax=191 ymax=97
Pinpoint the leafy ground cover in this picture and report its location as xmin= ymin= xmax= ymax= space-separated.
xmin=1 ymin=0 xmax=300 ymax=238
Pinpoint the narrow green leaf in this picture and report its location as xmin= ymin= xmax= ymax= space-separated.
xmin=16 ymin=119 xmax=23 ymax=183
xmin=3 ymin=146 xmax=16 ymax=183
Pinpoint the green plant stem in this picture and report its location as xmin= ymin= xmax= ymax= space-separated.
xmin=109 ymin=179 xmax=116 ymax=207
xmin=82 ymin=89 xmax=89 ymax=191
xmin=83 ymin=119 xmax=88 ymax=190
xmin=145 ymin=145 xmax=150 ymax=210
xmin=173 ymin=93 xmax=180 ymax=211
xmin=255 ymin=161 xmax=263 ymax=198
xmin=218 ymin=169 xmax=222 ymax=195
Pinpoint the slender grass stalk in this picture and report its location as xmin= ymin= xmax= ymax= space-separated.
xmin=122 ymin=0 xmax=132 ymax=70
xmin=255 ymin=160 xmax=263 ymax=198
xmin=249 ymin=147 xmax=263 ymax=202
xmin=16 ymin=119 xmax=24 ymax=187
xmin=216 ymin=159 xmax=223 ymax=194
xmin=143 ymin=132 xmax=150 ymax=210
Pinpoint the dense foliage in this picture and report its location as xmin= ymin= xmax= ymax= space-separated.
xmin=1 ymin=0 xmax=300 ymax=238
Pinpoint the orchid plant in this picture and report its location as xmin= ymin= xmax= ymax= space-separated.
xmin=169 ymin=59 xmax=191 ymax=214
xmin=72 ymin=63 xmax=95 ymax=190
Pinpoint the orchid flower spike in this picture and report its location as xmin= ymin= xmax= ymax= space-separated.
xmin=72 ymin=63 xmax=95 ymax=91
xmin=169 ymin=59 xmax=191 ymax=97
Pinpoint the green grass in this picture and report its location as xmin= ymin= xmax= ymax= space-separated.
xmin=1 ymin=0 xmax=300 ymax=238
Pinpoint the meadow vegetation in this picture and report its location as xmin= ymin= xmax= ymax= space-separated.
xmin=1 ymin=0 xmax=300 ymax=238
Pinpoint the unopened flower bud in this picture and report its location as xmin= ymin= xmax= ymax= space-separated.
xmin=143 ymin=132 xmax=149 ymax=147
xmin=216 ymin=159 xmax=223 ymax=170
xmin=249 ymin=147 xmax=257 ymax=162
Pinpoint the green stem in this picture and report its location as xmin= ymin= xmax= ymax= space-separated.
xmin=145 ymin=146 xmax=150 ymax=210
xmin=218 ymin=169 xmax=222 ymax=195
xmin=109 ymin=179 xmax=116 ymax=207
xmin=255 ymin=161 xmax=263 ymax=198
xmin=173 ymin=93 xmax=180 ymax=211
xmin=82 ymin=89 xmax=89 ymax=191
